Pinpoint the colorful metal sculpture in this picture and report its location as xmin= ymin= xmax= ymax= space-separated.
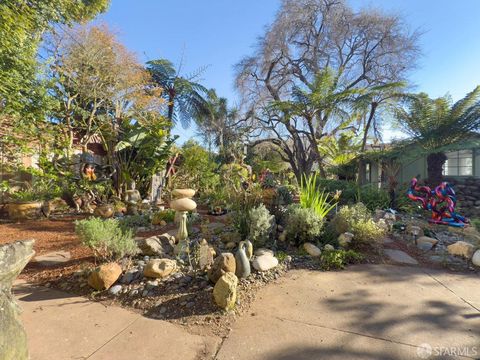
xmin=407 ymin=178 xmax=469 ymax=227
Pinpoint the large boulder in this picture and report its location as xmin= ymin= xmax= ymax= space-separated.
xmin=87 ymin=263 xmax=122 ymax=291
xmin=1 ymin=240 xmax=35 ymax=360
xmin=207 ymin=253 xmax=236 ymax=283
xmin=136 ymin=235 xmax=174 ymax=257
xmin=447 ymin=241 xmax=476 ymax=259
xmin=143 ymin=259 xmax=177 ymax=278
xmin=213 ymin=272 xmax=238 ymax=310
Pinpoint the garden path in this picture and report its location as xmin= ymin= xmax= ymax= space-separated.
xmin=14 ymin=264 xmax=480 ymax=360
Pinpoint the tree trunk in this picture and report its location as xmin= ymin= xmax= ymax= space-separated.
xmin=427 ymin=152 xmax=447 ymax=185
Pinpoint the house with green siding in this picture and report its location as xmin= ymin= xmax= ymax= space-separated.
xmin=363 ymin=134 xmax=480 ymax=186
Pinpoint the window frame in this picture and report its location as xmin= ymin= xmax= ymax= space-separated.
xmin=442 ymin=149 xmax=474 ymax=177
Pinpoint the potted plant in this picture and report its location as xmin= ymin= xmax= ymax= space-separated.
xmin=6 ymin=189 xmax=44 ymax=220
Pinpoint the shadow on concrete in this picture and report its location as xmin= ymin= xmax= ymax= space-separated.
xmin=13 ymin=284 xmax=90 ymax=307
xmin=144 ymin=289 xmax=218 ymax=320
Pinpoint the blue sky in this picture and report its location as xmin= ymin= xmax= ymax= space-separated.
xmin=98 ymin=0 xmax=480 ymax=143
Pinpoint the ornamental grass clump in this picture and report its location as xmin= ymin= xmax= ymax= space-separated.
xmin=300 ymin=173 xmax=337 ymax=219
xmin=75 ymin=217 xmax=137 ymax=261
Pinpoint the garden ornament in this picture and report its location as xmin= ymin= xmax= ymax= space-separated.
xmin=407 ymin=178 xmax=469 ymax=227
xmin=53 ymin=153 xmax=116 ymax=213
xmin=235 ymin=241 xmax=251 ymax=279
xmin=170 ymin=189 xmax=197 ymax=255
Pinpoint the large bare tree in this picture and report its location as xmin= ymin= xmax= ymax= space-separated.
xmin=235 ymin=0 xmax=420 ymax=182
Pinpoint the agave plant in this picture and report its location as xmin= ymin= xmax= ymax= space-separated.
xmin=300 ymin=173 xmax=337 ymax=219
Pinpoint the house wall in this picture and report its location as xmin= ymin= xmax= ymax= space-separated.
xmin=475 ymin=149 xmax=480 ymax=177
xmin=398 ymin=157 xmax=427 ymax=184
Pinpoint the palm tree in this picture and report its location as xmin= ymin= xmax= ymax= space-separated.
xmin=195 ymin=89 xmax=246 ymax=157
xmin=395 ymin=86 xmax=480 ymax=184
xmin=146 ymin=59 xmax=208 ymax=128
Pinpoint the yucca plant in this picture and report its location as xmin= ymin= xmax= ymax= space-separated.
xmin=300 ymin=173 xmax=337 ymax=219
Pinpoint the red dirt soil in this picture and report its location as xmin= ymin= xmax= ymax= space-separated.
xmin=0 ymin=216 xmax=95 ymax=283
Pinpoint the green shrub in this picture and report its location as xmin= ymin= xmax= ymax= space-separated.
xmin=331 ymin=203 xmax=385 ymax=245
xmin=472 ymin=218 xmax=480 ymax=232
xmin=75 ymin=218 xmax=137 ymax=261
xmin=316 ymin=179 xmax=358 ymax=204
xmin=350 ymin=219 xmax=385 ymax=245
xmin=358 ymin=185 xmax=390 ymax=212
xmin=320 ymin=249 xmax=363 ymax=270
xmin=248 ymin=204 xmax=275 ymax=247
xmin=319 ymin=222 xmax=339 ymax=248
xmin=285 ymin=205 xmax=324 ymax=245
xmin=276 ymin=185 xmax=294 ymax=206
xmin=331 ymin=203 xmax=371 ymax=234
xmin=118 ymin=214 xmax=151 ymax=230
xmin=151 ymin=209 xmax=176 ymax=224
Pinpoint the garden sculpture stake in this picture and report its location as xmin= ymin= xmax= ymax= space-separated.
xmin=407 ymin=178 xmax=469 ymax=227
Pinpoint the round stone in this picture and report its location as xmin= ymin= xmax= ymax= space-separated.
xmin=170 ymin=198 xmax=197 ymax=212
xmin=172 ymin=189 xmax=196 ymax=199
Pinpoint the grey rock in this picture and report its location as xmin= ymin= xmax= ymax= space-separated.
xmin=121 ymin=270 xmax=140 ymax=284
xmin=384 ymin=249 xmax=418 ymax=265
xmin=417 ymin=242 xmax=434 ymax=251
xmin=1 ymin=240 xmax=35 ymax=360
xmin=136 ymin=235 xmax=174 ymax=257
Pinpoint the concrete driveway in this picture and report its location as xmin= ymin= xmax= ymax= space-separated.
xmin=14 ymin=264 xmax=480 ymax=360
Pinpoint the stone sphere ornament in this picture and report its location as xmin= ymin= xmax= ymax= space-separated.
xmin=170 ymin=189 xmax=197 ymax=255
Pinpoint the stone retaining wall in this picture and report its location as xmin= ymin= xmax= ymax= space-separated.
xmin=446 ymin=177 xmax=480 ymax=218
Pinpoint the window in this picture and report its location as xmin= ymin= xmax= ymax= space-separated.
xmin=442 ymin=150 xmax=473 ymax=176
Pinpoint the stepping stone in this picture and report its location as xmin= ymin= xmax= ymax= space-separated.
xmin=384 ymin=249 xmax=418 ymax=265
xmin=33 ymin=251 xmax=71 ymax=266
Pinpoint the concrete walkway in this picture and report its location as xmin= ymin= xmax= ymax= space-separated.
xmin=14 ymin=264 xmax=480 ymax=360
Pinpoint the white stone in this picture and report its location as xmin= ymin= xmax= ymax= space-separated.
xmin=303 ymin=243 xmax=321 ymax=257
xmin=252 ymin=254 xmax=278 ymax=271
xmin=324 ymin=244 xmax=334 ymax=251
xmin=472 ymin=250 xmax=480 ymax=267
xmin=447 ymin=241 xmax=476 ymax=259
xmin=254 ymin=248 xmax=274 ymax=257
xmin=108 ymin=285 xmax=122 ymax=295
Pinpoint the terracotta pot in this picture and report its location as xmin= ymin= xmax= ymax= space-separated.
xmin=7 ymin=201 xmax=43 ymax=220
xmin=94 ymin=204 xmax=114 ymax=219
